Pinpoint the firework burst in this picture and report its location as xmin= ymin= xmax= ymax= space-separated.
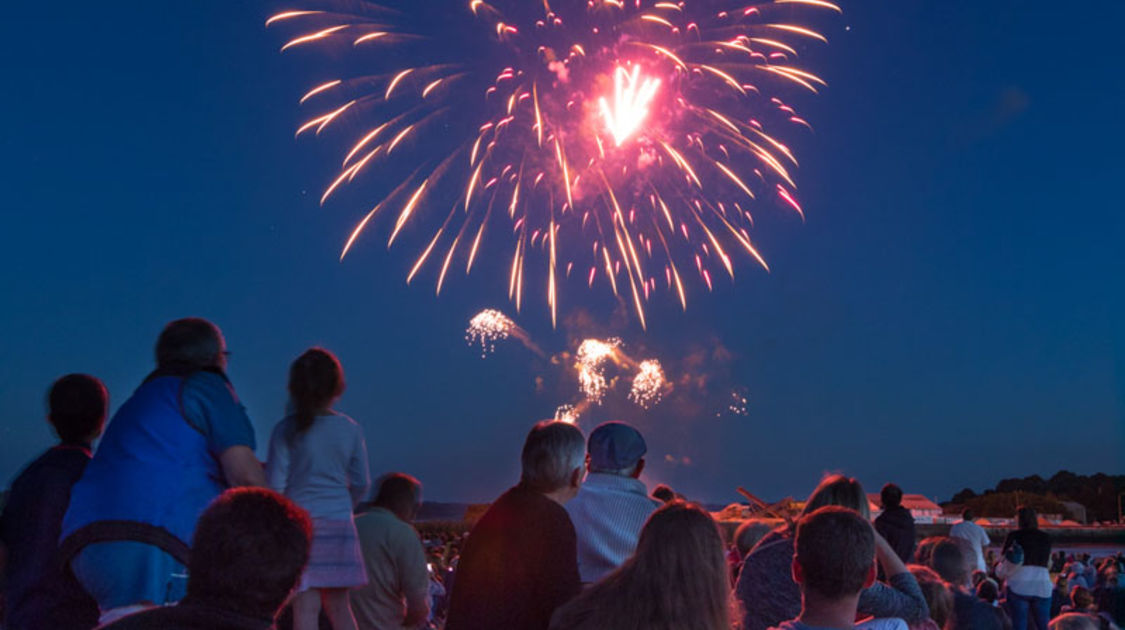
xmin=466 ymin=308 xmax=515 ymax=356
xmin=628 ymin=358 xmax=666 ymax=408
xmin=575 ymin=337 xmax=622 ymax=404
xmin=269 ymin=0 xmax=838 ymax=327
xmin=466 ymin=308 xmax=546 ymax=356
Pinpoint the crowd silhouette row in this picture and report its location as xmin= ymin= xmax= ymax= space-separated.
xmin=0 ymin=318 xmax=1122 ymax=630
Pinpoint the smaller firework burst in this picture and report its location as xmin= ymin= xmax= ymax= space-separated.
xmin=575 ymin=338 xmax=622 ymax=405
xmin=629 ymin=359 xmax=666 ymax=409
xmin=466 ymin=309 xmax=515 ymax=357
xmin=728 ymin=389 xmax=749 ymax=416
xmin=554 ymin=404 xmax=578 ymax=425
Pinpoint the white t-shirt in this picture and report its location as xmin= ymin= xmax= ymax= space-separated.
xmin=950 ymin=519 xmax=991 ymax=572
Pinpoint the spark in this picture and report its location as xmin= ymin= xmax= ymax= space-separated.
xmin=266 ymin=10 xmax=324 ymax=27
xmin=281 ymin=25 xmax=348 ymax=52
xmin=300 ymin=80 xmax=342 ymax=104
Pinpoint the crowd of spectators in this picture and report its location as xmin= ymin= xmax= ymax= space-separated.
xmin=0 ymin=317 xmax=1123 ymax=630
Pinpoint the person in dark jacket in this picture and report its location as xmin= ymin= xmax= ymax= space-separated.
xmin=875 ymin=483 xmax=916 ymax=564
xmin=445 ymin=421 xmax=585 ymax=630
xmin=99 ymin=488 xmax=312 ymax=630
xmin=0 ymin=374 xmax=106 ymax=630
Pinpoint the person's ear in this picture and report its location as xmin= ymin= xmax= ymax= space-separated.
xmin=863 ymin=561 xmax=877 ymax=589
xmin=791 ymin=556 xmax=804 ymax=585
xmin=633 ymin=458 xmax=645 ymax=478
xmin=570 ymin=467 xmax=583 ymax=489
xmin=585 ymin=453 xmax=591 ymax=472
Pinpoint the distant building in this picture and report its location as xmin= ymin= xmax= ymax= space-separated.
xmin=868 ymin=493 xmax=943 ymax=523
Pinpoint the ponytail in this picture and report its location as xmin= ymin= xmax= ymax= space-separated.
xmin=287 ymin=348 xmax=345 ymax=437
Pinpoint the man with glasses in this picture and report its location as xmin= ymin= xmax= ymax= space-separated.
xmin=62 ymin=317 xmax=264 ymax=624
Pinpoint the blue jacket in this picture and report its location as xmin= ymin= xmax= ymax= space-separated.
xmin=62 ymin=375 xmax=225 ymax=548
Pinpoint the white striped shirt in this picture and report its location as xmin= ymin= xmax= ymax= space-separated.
xmin=565 ymin=473 xmax=660 ymax=583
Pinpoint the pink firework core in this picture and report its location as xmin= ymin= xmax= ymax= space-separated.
xmin=598 ymin=65 xmax=661 ymax=147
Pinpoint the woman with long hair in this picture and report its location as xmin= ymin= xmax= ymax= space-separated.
xmin=266 ymin=348 xmax=370 ymax=630
xmin=734 ymin=474 xmax=930 ymax=630
xmin=1000 ymin=506 xmax=1053 ymax=630
xmin=549 ymin=501 xmax=734 ymax=630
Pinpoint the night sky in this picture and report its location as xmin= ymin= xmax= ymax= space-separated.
xmin=1 ymin=1 xmax=1121 ymax=505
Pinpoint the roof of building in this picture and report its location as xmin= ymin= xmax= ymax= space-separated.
xmin=868 ymin=493 xmax=942 ymax=512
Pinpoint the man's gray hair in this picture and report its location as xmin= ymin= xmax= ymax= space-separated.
xmin=520 ymin=421 xmax=585 ymax=494
xmin=156 ymin=318 xmax=224 ymax=369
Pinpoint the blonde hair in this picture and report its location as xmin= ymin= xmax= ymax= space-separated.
xmin=549 ymin=502 xmax=735 ymax=630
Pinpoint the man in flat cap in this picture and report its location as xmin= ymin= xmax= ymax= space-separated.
xmin=564 ymin=421 xmax=661 ymax=584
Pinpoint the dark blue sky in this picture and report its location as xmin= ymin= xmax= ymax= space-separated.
xmin=1 ymin=1 xmax=1121 ymax=504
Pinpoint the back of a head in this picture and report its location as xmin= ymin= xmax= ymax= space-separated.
xmin=1048 ymin=613 xmax=1099 ymax=630
xmin=1016 ymin=506 xmax=1038 ymax=530
xmin=652 ymin=484 xmax=675 ymax=503
xmin=1070 ymin=585 xmax=1093 ymax=608
xmin=961 ymin=508 xmax=974 ymax=522
xmin=734 ymin=520 xmax=774 ymax=558
xmin=586 ymin=421 xmax=647 ymax=475
xmin=881 ymin=483 xmax=904 ymax=509
xmin=930 ymin=537 xmax=971 ymax=586
xmin=188 ymin=488 xmax=312 ymax=619
xmin=976 ymin=578 xmax=999 ymax=604
xmin=47 ymin=374 xmax=108 ymax=443
xmin=156 ymin=318 xmax=224 ymax=370
xmin=288 ymin=347 xmax=345 ymax=434
xmin=373 ymin=473 xmax=422 ymax=520
xmin=795 ymin=506 xmax=876 ymax=600
xmin=915 ymin=536 xmax=943 ymax=566
xmin=802 ymin=474 xmax=870 ymax=520
xmin=520 ymin=420 xmax=585 ymax=494
xmin=555 ymin=501 xmax=732 ymax=630
xmin=908 ymin=564 xmax=954 ymax=629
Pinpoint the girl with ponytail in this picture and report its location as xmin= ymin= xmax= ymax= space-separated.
xmin=266 ymin=348 xmax=371 ymax=630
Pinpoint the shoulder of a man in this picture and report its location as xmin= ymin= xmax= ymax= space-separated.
xmin=182 ymin=371 xmax=255 ymax=453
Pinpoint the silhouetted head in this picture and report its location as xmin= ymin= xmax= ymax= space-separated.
xmin=793 ymin=506 xmax=876 ymax=601
xmin=373 ymin=473 xmax=423 ymax=521
xmin=652 ymin=484 xmax=676 ymax=503
xmin=586 ymin=421 xmax=647 ymax=477
xmin=909 ymin=564 xmax=953 ymax=630
xmin=1016 ymin=505 xmax=1038 ymax=530
xmin=187 ymin=488 xmax=312 ymax=619
xmin=549 ymin=501 xmax=734 ymax=630
xmin=519 ymin=420 xmax=585 ymax=497
xmin=881 ymin=483 xmax=904 ymax=509
xmin=930 ymin=537 xmax=972 ymax=587
xmin=156 ymin=318 xmax=226 ymax=371
xmin=734 ymin=520 xmax=775 ymax=558
xmin=288 ymin=347 xmax=345 ymax=434
xmin=801 ymin=474 xmax=870 ymax=520
xmin=976 ymin=577 xmax=1000 ymax=604
xmin=47 ymin=374 xmax=108 ymax=444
